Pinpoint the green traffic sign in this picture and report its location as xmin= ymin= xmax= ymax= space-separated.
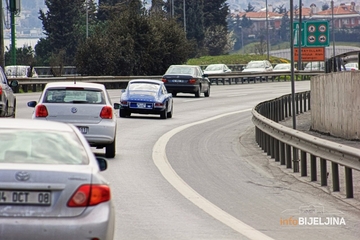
xmin=293 ymin=21 xmax=329 ymax=47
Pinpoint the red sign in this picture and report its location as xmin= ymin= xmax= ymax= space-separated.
xmin=294 ymin=47 xmax=325 ymax=61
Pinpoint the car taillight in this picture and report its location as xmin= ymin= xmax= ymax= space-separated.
xmin=120 ymin=100 xmax=128 ymax=106
xmin=67 ymin=184 xmax=110 ymax=207
xmin=161 ymin=78 xmax=167 ymax=83
xmin=100 ymin=106 xmax=113 ymax=119
xmin=189 ymin=78 xmax=196 ymax=84
xmin=0 ymin=85 xmax=2 ymax=95
xmin=35 ymin=104 xmax=48 ymax=117
xmin=154 ymin=102 xmax=164 ymax=108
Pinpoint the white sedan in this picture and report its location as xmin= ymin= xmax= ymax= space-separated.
xmin=27 ymin=82 xmax=119 ymax=158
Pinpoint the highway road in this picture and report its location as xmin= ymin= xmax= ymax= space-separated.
xmin=16 ymin=81 xmax=360 ymax=240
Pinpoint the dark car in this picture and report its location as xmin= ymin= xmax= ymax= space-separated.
xmin=0 ymin=66 xmax=18 ymax=117
xmin=161 ymin=65 xmax=210 ymax=98
xmin=120 ymin=79 xmax=173 ymax=119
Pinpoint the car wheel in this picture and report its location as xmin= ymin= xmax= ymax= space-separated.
xmin=120 ymin=108 xmax=128 ymax=118
xmin=195 ymin=86 xmax=201 ymax=98
xmin=12 ymin=101 xmax=16 ymax=118
xmin=0 ymin=103 xmax=8 ymax=117
xmin=204 ymin=86 xmax=210 ymax=97
xmin=160 ymin=104 xmax=168 ymax=119
xmin=167 ymin=103 xmax=173 ymax=118
xmin=105 ymin=139 xmax=116 ymax=158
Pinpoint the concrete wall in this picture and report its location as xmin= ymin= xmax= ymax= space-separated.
xmin=311 ymin=71 xmax=360 ymax=140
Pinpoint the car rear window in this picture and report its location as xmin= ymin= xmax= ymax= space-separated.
xmin=43 ymin=88 xmax=105 ymax=104
xmin=0 ymin=129 xmax=89 ymax=165
xmin=166 ymin=66 xmax=195 ymax=75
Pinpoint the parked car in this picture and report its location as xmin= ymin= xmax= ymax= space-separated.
xmin=273 ymin=63 xmax=296 ymax=71
xmin=162 ymin=65 xmax=210 ymax=98
xmin=0 ymin=66 xmax=18 ymax=117
xmin=119 ymin=79 xmax=173 ymax=119
xmin=242 ymin=60 xmax=273 ymax=81
xmin=27 ymin=82 xmax=119 ymax=158
xmin=203 ymin=64 xmax=232 ymax=74
xmin=344 ymin=62 xmax=358 ymax=71
xmin=0 ymin=118 xmax=115 ymax=240
xmin=5 ymin=65 xmax=38 ymax=78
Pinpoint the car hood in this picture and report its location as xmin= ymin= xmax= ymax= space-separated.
xmin=242 ymin=68 xmax=266 ymax=72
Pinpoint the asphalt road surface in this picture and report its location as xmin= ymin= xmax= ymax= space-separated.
xmin=16 ymin=81 xmax=360 ymax=240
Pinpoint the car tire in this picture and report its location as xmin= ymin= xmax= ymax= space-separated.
xmin=195 ymin=86 xmax=201 ymax=98
xmin=1 ymin=103 xmax=8 ymax=117
xmin=167 ymin=103 xmax=173 ymax=118
xmin=120 ymin=108 xmax=128 ymax=118
xmin=105 ymin=139 xmax=116 ymax=158
xmin=204 ymin=86 xmax=210 ymax=97
xmin=160 ymin=104 xmax=168 ymax=119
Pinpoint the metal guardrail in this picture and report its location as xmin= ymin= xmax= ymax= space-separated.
xmin=11 ymin=71 xmax=323 ymax=93
xmin=252 ymin=91 xmax=360 ymax=198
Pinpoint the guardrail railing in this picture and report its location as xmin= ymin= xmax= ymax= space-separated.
xmin=252 ymin=91 xmax=360 ymax=198
xmin=11 ymin=71 xmax=323 ymax=93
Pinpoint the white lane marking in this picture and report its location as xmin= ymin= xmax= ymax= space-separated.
xmin=152 ymin=109 xmax=275 ymax=240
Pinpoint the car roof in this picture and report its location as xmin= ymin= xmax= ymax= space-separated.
xmin=0 ymin=118 xmax=74 ymax=132
xmin=129 ymin=79 xmax=162 ymax=84
xmin=44 ymin=81 xmax=106 ymax=90
xmin=169 ymin=65 xmax=199 ymax=68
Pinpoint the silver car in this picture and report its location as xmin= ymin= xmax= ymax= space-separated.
xmin=0 ymin=66 xmax=18 ymax=117
xmin=0 ymin=118 xmax=115 ymax=239
xmin=27 ymin=82 xmax=119 ymax=158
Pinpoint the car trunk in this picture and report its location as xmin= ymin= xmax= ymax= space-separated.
xmin=0 ymin=165 xmax=93 ymax=217
xmin=163 ymin=74 xmax=193 ymax=84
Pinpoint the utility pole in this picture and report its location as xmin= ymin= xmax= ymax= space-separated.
xmin=183 ymin=0 xmax=186 ymax=33
xmin=0 ymin=0 xmax=5 ymax=68
xmin=9 ymin=0 xmax=19 ymax=66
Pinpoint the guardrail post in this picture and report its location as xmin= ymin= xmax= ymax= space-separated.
xmin=261 ymin=131 xmax=266 ymax=151
xmin=345 ymin=167 xmax=353 ymax=198
xmin=280 ymin=142 xmax=285 ymax=165
xmin=293 ymin=147 xmax=299 ymax=172
xmin=286 ymin=144 xmax=292 ymax=168
xmin=288 ymin=95 xmax=292 ymax=117
xmin=303 ymin=92 xmax=307 ymax=112
xmin=308 ymin=92 xmax=311 ymax=110
xmin=269 ymin=135 xmax=273 ymax=157
xmin=299 ymin=93 xmax=303 ymax=113
xmin=222 ymin=78 xmax=225 ymax=85
xmin=284 ymin=97 xmax=288 ymax=118
xmin=311 ymin=154 xmax=317 ymax=181
xmin=274 ymin=138 xmax=280 ymax=162
xmin=280 ymin=98 xmax=284 ymax=121
xmin=301 ymin=150 xmax=307 ymax=176
xmin=296 ymin=94 xmax=299 ymax=115
xmin=331 ymin=162 xmax=340 ymax=192
xmin=320 ymin=158 xmax=327 ymax=186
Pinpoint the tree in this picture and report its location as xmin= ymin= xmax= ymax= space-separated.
xmin=245 ymin=3 xmax=255 ymax=12
xmin=322 ymin=3 xmax=329 ymax=11
xmin=37 ymin=0 xmax=84 ymax=65
xmin=274 ymin=4 xmax=286 ymax=14
xmin=278 ymin=13 xmax=290 ymax=42
xmin=203 ymin=0 xmax=229 ymax=29
xmin=5 ymin=46 xmax=36 ymax=67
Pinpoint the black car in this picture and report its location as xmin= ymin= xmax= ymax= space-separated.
xmin=161 ymin=65 xmax=210 ymax=98
xmin=0 ymin=66 xmax=18 ymax=117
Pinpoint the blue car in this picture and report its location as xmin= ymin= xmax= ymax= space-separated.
xmin=119 ymin=79 xmax=173 ymax=119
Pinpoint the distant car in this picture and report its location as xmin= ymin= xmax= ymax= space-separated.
xmin=119 ymin=79 xmax=173 ymax=119
xmin=344 ymin=62 xmax=358 ymax=71
xmin=27 ymin=82 xmax=119 ymax=158
xmin=273 ymin=63 xmax=296 ymax=71
xmin=242 ymin=60 xmax=273 ymax=81
xmin=5 ymin=65 xmax=38 ymax=78
xmin=162 ymin=65 xmax=210 ymax=97
xmin=0 ymin=118 xmax=115 ymax=240
xmin=0 ymin=66 xmax=18 ymax=117
xmin=304 ymin=62 xmax=325 ymax=71
xmin=203 ymin=64 xmax=232 ymax=74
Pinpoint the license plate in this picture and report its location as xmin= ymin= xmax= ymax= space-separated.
xmin=77 ymin=126 xmax=88 ymax=134
xmin=0 ymin=190 xmax=51 ymax=205
xmin=137 ymin=103 xmax=146 ymax=108
xmin=171 ymin=79 xmax=184 ymax=83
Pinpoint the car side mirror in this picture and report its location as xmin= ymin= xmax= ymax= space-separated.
xmin=203 ymin=74 xmax=208 ymax=78
xmin=10 ymin=80 xmax=19 ymax=87
xmin=27 ymin=101 xmax=37 ymax=108
xmin=120 ymin=89 xmax=125 ymax=93
xmin=96 ymin=156 xmax=108 ymax=171
xmin=114 ymin=103 xmax=120 ymax=109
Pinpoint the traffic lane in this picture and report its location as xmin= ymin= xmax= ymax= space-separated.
xmin=102 ymin=116 xmax=251 ymax=239
xmin=166 ymin=112 xmax=360 ymax=240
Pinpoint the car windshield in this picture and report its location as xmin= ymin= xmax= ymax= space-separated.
xmin=246 ymin=62 xmax=265 ymax=68
xmin=43 ymin=88 xmax=105 ymax=104
xmin=0 ymin=129 xmax=88 ymax=165
xmin=205 ymin=65 xmax=222 ymax=71
xmin=166 ymin=66 xmax=195 ymax=75
xmin=128 ymin=83 xmax=160 ymax=96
